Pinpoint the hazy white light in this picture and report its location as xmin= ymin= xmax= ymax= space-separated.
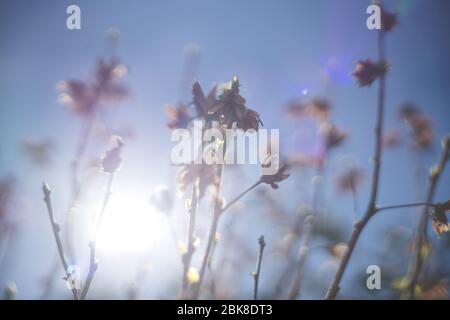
xmin=96 ymin=192 xmax=160 ymax=253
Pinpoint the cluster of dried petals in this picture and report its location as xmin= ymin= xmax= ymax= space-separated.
xmin=260 ymin=164 xmax=290 ymax=190
xmin=192 ymin=82 xmax=217 ymax=119
xmin=381 ymin=7 xmax=398 ymax=32
xmin=207 ymin=76 xmax=262 ymax=131
xmin=285 ymin=99 xmax=305 ymax=120
xmin=382 ymin=129 xmax=401 ymax=148
xmin=21 ymin=139 xmax=54 ymax=167
xmin=352 ymin=59 xmax=387 ymax=87
xmin=100 ymin=136 xmax=124 ymax=174
xmin=336 ymin=167 xmax=365 ymax=193
xmin=58 ymin=57 xmax=129 ymax=117
xmin=304 ymin=99 xmax=332 ymax=122
xmin=178 ymin=163 xmax=219 ymax=199
xmin=284 ymin=99 xmax=331 ymax=122
xmin=431 ymin=200 xmax=450 ymax=236
xmin=400 ymin=103 xmax=434 ymax=149
xmin=166 ymin=104 xmax=192 ymax=130
xmin=320 ymin=122 xmax=348 ymax=150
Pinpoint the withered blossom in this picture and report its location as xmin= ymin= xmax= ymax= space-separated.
xmin=58 ymin=57 xmax=129 ymax=117
xmin=21 ymin=138 xmax=54 ymax=166
xmin=192 ymin=82 xmax=217 ymax=119
xmin=336 ymin=167 xmax=365 ymax=193
xmin=400 ymin=103 xmax=434 ymax=149
xmin=285 ymin=99 xmax=305 ymax=119
xmin=320 ymin=122 xmax=347 ymax=150
xmin=382 ymin=129 xmax=401 ymax=148
xmin=178 ymin=163 xmax=219 ymax=199
xmin=431 ymin=200 xmax=450 ymax=236
xmin=208 ymin=76 xmax=262 ymax=131
xmin=285 ymin=99 xmax=331 ymax=122
xmin=352 ymin=59 xmax=387 ymax=86
xmin=381 ymin=7 xmax=398 ymax=32
xmin=304 ymin=99 xmax=332 ymax=121
xmin=166 ymin=104 xmax=192 ymax=130
xmin=100 ymin=137 xmax=124 ymax=174
xmin=260 ymin=164 xmax=290 ymax=189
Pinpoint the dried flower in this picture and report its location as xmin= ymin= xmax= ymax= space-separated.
xmin=305 ymin=99 xmax=332 ymax=121
xmin=285 ymin=99 xmax=305 ymax=119
xmin=336 ymin=167 xmax=365 ymax=193
xmin=21 ymin=138 xmax=54 ymax=166
xmin=58 ymin=57 xmax=129 ymax=117
xmin=178 ymin=163 xmax=219 ymax=198
xmin=100 ymin=136 xmax=124 ymax=174
xmin=285 ymin=99 xmax=331 ymax=122
xmin=192 ymin=81 xmax=217 ymax=119
xmin=94 ymin=57 xmax=129 ymax=102
xmin=381 ymin=7 xmax=398 ymax=32
xmin=431 ymin=201 xmax=450 ymax=236
xmin=382 ymin=129 xmax=401 ymax=148
xmin=352 ymin=59 xmax=387 ymax=86
xmin=209 ymin=76 xmax=262 ymax=131
xmin=260 ymin=164 xmax=290 ymax=189
xmin=400 ymin=103 xmax=434 ymax=149
xmin=320 ymin=122 xmax=347 ymax=150
xmin=166 ymin=104 xmax=192 ymax=130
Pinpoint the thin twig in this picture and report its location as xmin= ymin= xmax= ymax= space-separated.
xmin=191 ymin=178 xmax=262 ymax=299
xmin=42 ymin=183 xmax=80 ymax=300
xmin=80 ymin=173 xmax=114 ymax=300
xmin=325 ymin=28 xmax=386 ymax=300
xmin=407 ymin=137 xmax=449 ymax=299
xmin=191 ymin=164 xmax=224 ymax=299
xmin=287 ymin=165 xmax=323 ymax=299
xmin=253 ymin=235 xmax=266 ymax=300
xmin=181 ymin=181 xmax=199 ymax=296
xmin=374 ymin=202 xmax=434 ymax=213
xmin=287 ymin=215 xmax=314 ymax=300
xmin=66 ymin=117 xmax=95 ymax=263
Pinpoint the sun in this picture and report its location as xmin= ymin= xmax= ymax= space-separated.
xmin=95 ymin=192 xmax=161 ymax=253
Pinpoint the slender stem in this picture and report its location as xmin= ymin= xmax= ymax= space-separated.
xmin=190 ymin=177 xmax=263 ymax=299
xmin=191 ymin=164 xmax=224 ymax=299
xmin=220 ymin=180 xmax=262 ymax=214
xmin=375 ymin=202 xmax=434 ymax=213
xmin=181 ymin=181 xmax=199 ymax=295
xmin=253 ymin=235 xmax=266 ymax=300
xmin=66 ymin=117 xmax=95 ymax=264
xmin=407 ymin=138 xmax=449 ymax=299
xmin=325 ymin=28 xmax=386 ymax=300
xmin=80 ymin=173 xmax=114 ymax=300
xmin=42 ymin=183 xmax=80 ymax=300
xmin=287 ymin=215 xmax=314 ymax=300
xmin=287 ymin=165 xmax=323 ymax=299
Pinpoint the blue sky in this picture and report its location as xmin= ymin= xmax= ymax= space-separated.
xmin=0 ymin=0 xmax=449 ymax=299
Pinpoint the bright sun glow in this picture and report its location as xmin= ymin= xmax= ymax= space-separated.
xmin=96 ymin=192 xmax=161 ymax=253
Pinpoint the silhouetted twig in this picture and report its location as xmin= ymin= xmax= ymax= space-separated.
xmin=407 ymin=136 xmax=449 ymax=299
xmin=253 ymin=235 xmax=266 ymax=300
xmin=325 ymin=27 xmax=387 ymax=300
xmin=81 ymin=173 xmax=115 ymax=300
xmin=42 ymin=183 xmax=80 ymax=300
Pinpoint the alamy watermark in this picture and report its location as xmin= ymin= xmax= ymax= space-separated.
xmin=170 ymin=120 xmax=280 ymax=175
